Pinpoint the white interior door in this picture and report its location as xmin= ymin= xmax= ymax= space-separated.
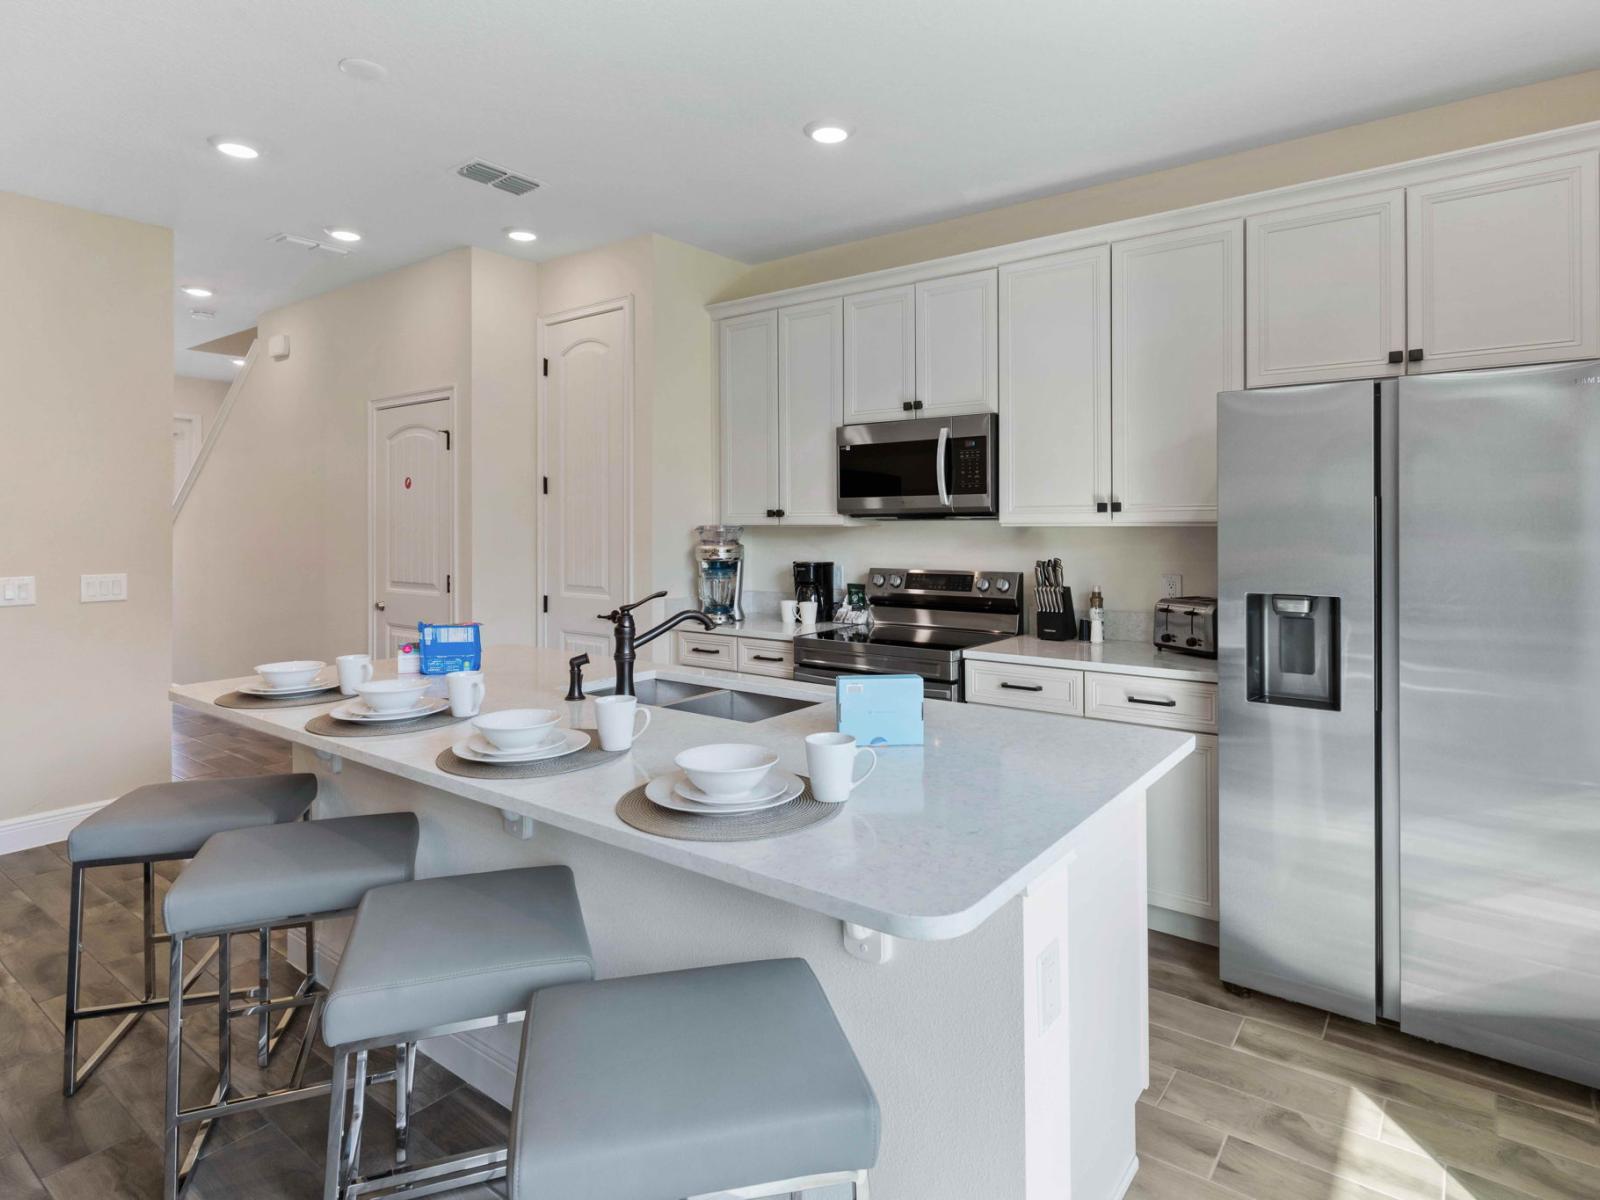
xmin=370 ymin=396 xmax=454 ymax=657
xmin=171 ymin=413 xmax=201 ymax=501
xmin=542 ymin=304 xmax=630 ymax=661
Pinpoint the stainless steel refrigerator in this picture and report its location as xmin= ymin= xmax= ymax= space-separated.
xmin=1218 ymin=360 xmax=1600 ymax=1087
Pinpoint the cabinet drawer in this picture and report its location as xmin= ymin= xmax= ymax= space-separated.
xmin=1084 ymin=672 xmax=1216 ymax=733
xmin=737 ymin=638 xmax=794 ymax=678
xmin=965 ymin=660 xmax=1083 ymax=715
xmin=677 ymin=632 xmax=736 ymax=671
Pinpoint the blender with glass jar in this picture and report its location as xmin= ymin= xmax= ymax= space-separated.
xmin=693 ymin=525 xmax=745 ymax=625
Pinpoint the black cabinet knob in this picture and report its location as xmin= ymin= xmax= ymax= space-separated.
xmin=1388 ymin=350 xmax=1404 ymax=365
xmin=902 ymin=401 xmax=914 ymax=411
xmin=774 ymin=508 xmax=785 ymax=518
xmin=1408 ymin=348 xmax=1424 ymax=363
xmin=1096 ymin=501 xmax=1109 ymax=513
xmin=1110 ymin=500 xmax=1123 ymax=513
xmin=912 ymin=400 xmax=924 ymax=410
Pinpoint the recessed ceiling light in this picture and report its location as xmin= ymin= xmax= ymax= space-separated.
xmin=505 ymin=228 xmax=537 ymax=243
xmin=190 ymin=309 xmax=216 ymax=320
xmin=804 ymin=122 xmax=850 ymax=145
xmin=324 ymin=228 xmax=362 ymax=243
xmin=338 ymin=57 xmax=389 ymax=82
xmin=181 ymin=286 xmax=213 ymax=298
xmin=209 ymin=137 xmax=259 ymax=160
xmin=230 ymin=358 xmax=247 ymax=367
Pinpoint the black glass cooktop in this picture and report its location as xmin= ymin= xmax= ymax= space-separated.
xmin=801 ymin=625 xmax=1008 ymax=653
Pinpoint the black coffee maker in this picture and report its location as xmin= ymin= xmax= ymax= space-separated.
xmin=792 ymin=561 xmax=838 ymax=622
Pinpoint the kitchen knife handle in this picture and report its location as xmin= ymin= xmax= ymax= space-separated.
xmin=1128 ymin=695 xmax=1177 ymax=707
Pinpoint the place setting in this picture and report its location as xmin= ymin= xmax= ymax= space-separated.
xmin=304 ymin=663 xmax=479 ymax=737
xmin=434 ymin=693 xmax=646 ymax=779
xmin=214 ymin=659 xmax=345 ymax=710
xmin=616 ymin=731 xmax=876 ymax=842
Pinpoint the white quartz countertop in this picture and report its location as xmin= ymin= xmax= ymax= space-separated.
xmin=172 ymin=646 xmax=1192 ymax=941
xmin=966 ymin=636 xmax=1219 ymax=684
xmin=684 ymin=616 xmax=837 ymax=642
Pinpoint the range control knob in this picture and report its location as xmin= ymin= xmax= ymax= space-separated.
xmin=870 ymin=574 xmax=885 ymax=587
xmin=975 ymin=578 xmax=991 ymax=592
xmin=888 ymin=574 xmax=904 ymax=588
xmin=994 ymin=578 xmax=1012 ymax=593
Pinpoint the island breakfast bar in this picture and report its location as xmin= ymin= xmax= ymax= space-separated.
xmin=171 ymin=646 xmax=1194 ymax=1200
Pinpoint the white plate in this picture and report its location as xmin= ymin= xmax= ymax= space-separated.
xmin=239 ymin=677 xmax=339 ymax=698
xmin=674 ymin=771 xmax=788 ymax=807
xmin=646 ymin=770 xmax=802 ymax=815
xmin=451 ymin=729 xmax=590 ymax=764
xmin=466 ymin=731 xmax=565 ymax=759
xmin=330 ymin=696 xmax=450 ymax=723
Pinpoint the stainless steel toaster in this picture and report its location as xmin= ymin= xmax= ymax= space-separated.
xmin=1154 ymin=596 xmax=1218 ymax=657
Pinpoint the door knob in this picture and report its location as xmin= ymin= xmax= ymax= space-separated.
xmin=374 ymin=602 xmax=386 ymax=611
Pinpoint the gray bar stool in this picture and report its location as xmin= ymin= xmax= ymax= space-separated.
xmin=161 ymin=812 xmax=420 ymax=1200
xmin=507 ymin=958 xmax=879 ymax=1200
xmin=319 ymin=866 xmax=594 ymax=1200
xmin=62 ymin=774 xmax=319 ymax=1096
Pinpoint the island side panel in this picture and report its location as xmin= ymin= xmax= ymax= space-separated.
xmin=297 ymin=747 xmax=1030 ymax=1200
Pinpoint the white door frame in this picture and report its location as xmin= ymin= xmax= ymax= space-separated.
xmin=367 ymin=387 xmax=461 ymax=657
xmin=535 ymin=296 xmax=635 ymax=648
xmin=172 ymin=412 xmax=202 ymax=500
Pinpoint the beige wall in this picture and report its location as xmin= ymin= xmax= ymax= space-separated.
xmin=0 ymin=192 xmax=172 ymax=820
xmin=173 ymin=375 xmax=229 ymax=433
xmin=721 ymin=67 xmax=1600 ymax=300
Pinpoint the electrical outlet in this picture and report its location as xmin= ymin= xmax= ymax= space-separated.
xmin=1161 ymin=573 xmax=1183 ymax=599
xmin=0 ymin=576 xmax=36 ymax=607
xmin=80 ymin=573 xmax=128 ymax=603
xmin=1038 ymin=939 xmax=1062 ymax=1033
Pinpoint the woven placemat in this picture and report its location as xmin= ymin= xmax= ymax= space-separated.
xmin=615 ymin=777 xmax=842 ymax=842
xmin=305 ymin=708 xmax=466 ymax=737
xmin=216 ymin=687 xmax=344 ymax=711
xmin=433 ymin=730 xmax=627 ymax=779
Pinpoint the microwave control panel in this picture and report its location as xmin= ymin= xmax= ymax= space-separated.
xmin=951 ymin=437 xmax=988 ymax=493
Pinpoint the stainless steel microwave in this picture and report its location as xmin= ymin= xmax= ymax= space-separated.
xmin=837 ymin=413 xmax=998 ymax=517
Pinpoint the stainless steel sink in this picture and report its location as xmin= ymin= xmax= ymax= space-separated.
xmin=590 ymin=678 xmax=719 ymax=705
xmin=666 ymin=689 xmax=817 ymax=723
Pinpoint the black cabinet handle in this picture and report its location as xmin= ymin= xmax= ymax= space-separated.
xmin=689 ymin=647 xmax=721 ymax=655
xmin=902 ymin=401 xmax=914 ymax=411
xmin=1128 ymin=695 xmax=1177 ymax=707
xmin=774 ymin=508 xmax=785 ymax=518
xmin=764 ymin=509 xmax=774 ymax=518
xmin=912 ymin=400 xmax=924 ymax=410
xmin=1111 ymin=500 xmax=1123 ymax=513
xmin=752 ymin=654 xmax=783 ymax=663
xmin=1096 ymin=501 xmax=1109 ymax=513
xmin=1000 ymin=682 xmax=1045 ymax=692
xmin=1388 ymin=350 xmax=1404 ymax=365
xmin=1408 ymin=348 xmax=1424 ymax=363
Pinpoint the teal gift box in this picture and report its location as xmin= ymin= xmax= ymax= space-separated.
xmin=835 ymin=674 xmax=924 ymax=746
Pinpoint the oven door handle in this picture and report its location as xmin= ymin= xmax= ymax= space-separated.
xmin=935 ymin=425 xmax=951 ymax=507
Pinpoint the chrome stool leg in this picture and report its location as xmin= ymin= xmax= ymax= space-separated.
xmin=62 ymin=863 xmax=86 ymax=1096
xmin=393 ymin=1042 xmax=416 ymax=1167
xmin=256 ymin=926 xmax=273 ymax=1068
xmin=163 ymin=934 xmax=185 ymax=1200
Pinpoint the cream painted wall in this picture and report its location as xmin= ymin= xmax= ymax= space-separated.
xmin=720 ymin=67 xmax=1600 ymax=300
xmin=173 ymin=374 xmax=229 ymax=433
xmin=1 ymin=192 xmax=172 ymax=820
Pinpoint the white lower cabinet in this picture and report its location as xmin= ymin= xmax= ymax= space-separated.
xmin=968 ymin=662 xmax=1218 ymax=925
xmin=676 ymin=632 xmax=795 ymax=679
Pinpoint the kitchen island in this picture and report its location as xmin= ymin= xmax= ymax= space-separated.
xmin=172 ymin=646 xmax=1193 ymax=1200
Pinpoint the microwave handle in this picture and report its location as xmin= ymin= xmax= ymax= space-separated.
xmin=935 ymin=425 xmax=951 ymax=507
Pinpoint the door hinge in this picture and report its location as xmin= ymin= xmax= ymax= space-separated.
xmin=438 ymin=429 xmax=451 ymax=450
xmin=542 ymin=595 xmax=549 ymax=614
xmin=542 ymin=476 xmax=549 ymax=495
xmin=446 ymin=574 xmax=452 ymax=595
xmin=542 ymin=358 xmax=549 ymax=377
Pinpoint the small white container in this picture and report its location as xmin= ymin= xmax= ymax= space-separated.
xmin=674 ymin=743 xmax=779 ymax=801
xmin=473 ymin=708 xmax=562 ymax=751
xmin=354 ymin=678 xmax=432 ymax=714
xmin=255 ymin=660 xmax=326 ymax=689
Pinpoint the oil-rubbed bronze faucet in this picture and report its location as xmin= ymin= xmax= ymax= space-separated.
xmin=597 ymin=591 xmax=714 ymax=696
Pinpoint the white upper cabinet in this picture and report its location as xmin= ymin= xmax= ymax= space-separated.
xmin=1112 ymin=218 xmax=1242 ymax=525
xmin=778 ymin=299 xmax=847 ymax=525
xmin=1406 ymin=152 xmax=1600 ymax=373
xmin=998 ymin=247 xmax=1111 ymax=525
xmin=915 ymin=269 xmax=998 ymax=417
xmin=1246 ymin=189 xmax=1407 ymax=387
xmin=718 ymin=311 xmax=780 ymax=525
xmin=843 ymin=285 xmax=916 ymax=422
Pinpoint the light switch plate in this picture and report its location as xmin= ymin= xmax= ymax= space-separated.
xmin=1161 ymin=573 xmax=1183 ymax=598
xmin=81 ymin=573 xmax=128 ymax=603
xmin=0 ymin=576 xmax=36 ymax=607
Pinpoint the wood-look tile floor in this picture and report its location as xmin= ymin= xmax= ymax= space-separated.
xmin=1131 ymin=931 xmax=1600 ymax=1200
xmin=170 ymin=704 xmax=293 ymax=781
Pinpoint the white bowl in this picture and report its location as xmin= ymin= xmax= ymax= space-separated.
xmin=674 ymin=743 xmax=779 ymax=801
xmin=355 ymin=678 xmax=433 ymax=714
xmin=255 ymin=660 xmax=326 ymax=689
xmin=473 ymin=708 xmax=562 ymax=751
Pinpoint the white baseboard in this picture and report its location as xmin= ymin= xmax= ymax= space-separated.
xmin=1148 ymin=906 xmax=1218 ymax=947
xmin=285 ymin=928 xmax=520 ymax=1107
xmin=0 ymin=798 xmax=112 ymax=857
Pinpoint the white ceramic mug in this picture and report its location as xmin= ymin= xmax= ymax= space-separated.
xmin=336 ymin=654 xmax=374 ymax=696
xmin=797 ymin=600 xmax=818 ymax=626
xmin=805 ymin=731 xmax=877 ymax=804
xmin=446 ymin=669 xmax=486 ymax=718
xmin=594 ymin=694 xmax=651 ymax=751
xmin=780 ymin=599 xmax=798 ymax=625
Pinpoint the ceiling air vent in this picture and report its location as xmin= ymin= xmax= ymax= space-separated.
xmin=267 ymin=232 xmax=352 ymax=256
xmin=456 ymin=160 xmax=541 ymax=197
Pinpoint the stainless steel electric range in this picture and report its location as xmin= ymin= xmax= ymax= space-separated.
xmin=793 ymin=568 xmax=1026 ymax=701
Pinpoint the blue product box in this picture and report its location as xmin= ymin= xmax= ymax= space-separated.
xmin=835 ymin=674 xmax=924 ymax=746
xmin=417 ymin=622 xmax=483 ymax=675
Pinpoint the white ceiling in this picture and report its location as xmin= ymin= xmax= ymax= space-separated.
xmin=3 ymin=0 xmax=1598 ymax=380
